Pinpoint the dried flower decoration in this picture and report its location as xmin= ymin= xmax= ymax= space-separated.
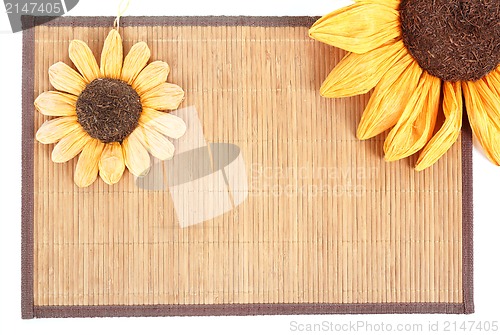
xmin=35 ymin=25 xmax=186 ymax=187
xmin=309 ymin=0 xmax=500 ymax=170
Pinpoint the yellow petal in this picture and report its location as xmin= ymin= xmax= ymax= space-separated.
xmin=74 ymin=139 xmax=105 ymax=188
xmin=320 ymin=40 xmax=406 ymax=98
xmin=121 ymin=42 xmax=151 ymax=84
xmin=135 ymin=126 xmax=175 ymax=160
xmin=100 ymin=29 xmax=123 ymax=79
xmin=357 ymin=56 xmax=422 ymax=140
xmin=132 ymin=61 xmax=170 ymax=96
xmin=483 ymin=67 xmax=500 ymax=95
xmin=309 ymin=3 xmax=400 ymax=54
xmin=69 ymin=40 xmax=100 ymax=83
xmin=49 ymin=62 xmax=86 ymax=96
xmin=34 ymin=91 xmax=77 ymax=116
xmin=99 ymin=142 xmax=126 ymax=185
xmin=415 ymin=82 xmax=463 ymax=170
xmin=36 ymin=116 xmax=80 ymax=144
xmin=462 ymin=79 xmax=500 ymax=165
xmin=122 ymin=130 xmax=151 ymax=177
xmin=384 ymin=71 xmax=441 ymax=161
xmin=51 ymin=126 xmax=92 ymax=163
xmin=355 ymin=0 xmax=400 ymax=9
xmin=139 ymin=108 xmax=187 ymax=139
xmin=140 ymin=83 xmax=184 ymax=110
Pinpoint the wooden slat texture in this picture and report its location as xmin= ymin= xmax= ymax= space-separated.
xmin=32 ymin=24 xmax=463 ymax=306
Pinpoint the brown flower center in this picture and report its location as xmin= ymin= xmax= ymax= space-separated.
xmin=76 ymin=78 xmax=142 ymax=143
xmin=399 ymin=0 xmax=500 ymax=82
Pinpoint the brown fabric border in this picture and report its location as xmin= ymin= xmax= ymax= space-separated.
xmin=461 ymin=110 xmax=474 ymax=314
xmin=21 ymin=15 xmax=36 ymax=320
xmin=34 ymin=303 xmax=467 ymax=318
xmin=31 ymin=15 xmax=319 ymax=28
xmin=21 ymin=15 xmax=475 ymax=319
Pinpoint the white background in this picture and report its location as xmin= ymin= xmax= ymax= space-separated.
xmin=1 ymin=1 xmax=499 ymax=334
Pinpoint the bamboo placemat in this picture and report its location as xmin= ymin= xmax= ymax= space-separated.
xmin=21 ymin=16 xmax=474 ymax=318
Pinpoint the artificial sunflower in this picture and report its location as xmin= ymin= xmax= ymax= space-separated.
xmin=309 ymin=0 xmax=500 ymax=170
xmin=35 ymin=28 xmax=186 ymax=187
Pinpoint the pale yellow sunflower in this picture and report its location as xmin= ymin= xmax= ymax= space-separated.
xmin=309 ymin=0 xmax=500 ymax=170
xmin=35 ymin=29 xmax=186 ymax=187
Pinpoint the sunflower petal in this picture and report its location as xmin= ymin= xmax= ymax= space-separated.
xmin=122 ymin=129 xmax=151 ymax=177
xmin=49 ymin=62 xmax=86 ymax=96
xmin=462 ymin=79 xmax=500 ymax=165
xmin=415 ymin=82 xmax=462 ymax=170
xmin=355 ymin=0 xmax=400 ymax=9
xmin=384 ymin=71 xmax=441 ymax=161
xmin=121 ymin=42 xmax=151 ymax=84
xmin=140 ymin=83 xmax=184 ymax=110
xmin=483 ymin=66 xmax=500 ymax=95
xmin=34 ymin=91 xmax=78 ymax=116
xmin=139 ymin=108 xmax=187 ymax=139
xmin=309 ymin=3 xmax=400 ymax=54
xmin=69 ymin=40 xmax=100 ymax=83
xmin=357 ymin=56 xmax=422 ymax=139
xmin=320 ymin=40 xmax=406 ymax=98
xmin=132 ymin=61 xmax=170 ymax=96
xmin=51 ymin=126 xmax=92 ymax=163
xmin=74 ymin=139 xmax=105 ymax=188
xmin=36 ymin=116 xmax=80 ymax=144
xmin=100 ymin=29 xmax=123 ymax=79
xmin=135 ymin=126 xmax=175 ymax=160
xmin=99 ymin=142 xmax=126 ymax=185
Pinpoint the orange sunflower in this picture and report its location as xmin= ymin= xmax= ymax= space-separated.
xmin=309 ymin=0 xmax=500 ymax=170
xmin=35 ymin=29 xmax=186 ymax=187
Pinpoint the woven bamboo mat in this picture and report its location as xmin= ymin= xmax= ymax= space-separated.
xmin=21 ymin=16 xmax=473 ymax=318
